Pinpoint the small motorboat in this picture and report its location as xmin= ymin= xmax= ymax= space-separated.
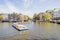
xmin=12 ymin=23 xmax=28 ymax=31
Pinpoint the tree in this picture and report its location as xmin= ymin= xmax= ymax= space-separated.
xmin=33 ymin=13 xmax=37 ymax=22
xmin=44 ymin=12 xmax=53 ymax=21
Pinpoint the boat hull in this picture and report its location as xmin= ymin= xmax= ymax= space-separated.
xmin=12 ymin=25 xmax=28 ymax=31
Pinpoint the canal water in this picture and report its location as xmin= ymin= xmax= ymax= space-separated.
xmin=0 ymin=22 xmax=60 ymax=40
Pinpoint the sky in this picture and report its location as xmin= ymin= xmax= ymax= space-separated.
xmin=0 ymin=0 xmax=60 ymax=17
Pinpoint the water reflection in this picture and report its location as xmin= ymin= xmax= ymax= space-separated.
xmin=0 ymin=22 xmax=19 ymax=37
xmin=0 ymin=22 xmax=60 ymax=40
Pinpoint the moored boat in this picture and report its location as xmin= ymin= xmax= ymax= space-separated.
xmin=12 ymin=23 xmax=28 ymax=31
xmin=56 ymin=20 xmax=60 ymax=24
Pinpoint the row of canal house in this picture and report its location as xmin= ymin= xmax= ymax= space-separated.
xmin=0 ymin=13 xmax=29 ymax=22
xmin=33 ymin=11 xmax=53 ymax=22
xmin=37 ymin=12 xmax=53 ymax=22
xmin=37 ymin=13 xmax=44 ymax=21
xmin=33 ymin=8 xmax=60 ymax=22
xmin=45 ymin=8 xmax=60 ymax=21
xmin=8 ymin=13 xmax=29 ymax=22
xmin=51 ymin=8 xmax=60 ymax=19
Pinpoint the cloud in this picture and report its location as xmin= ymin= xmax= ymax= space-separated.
xmin=39 ymin=0 xmax=47 ymax=2
xmin=22 ymin=0 xmax=33 ymax=9
xmin=0 ymin=5 xmax=11 ymax=13
xmin=23 ymin=0 xmax=28 ymax=2
xmin=4 ymin=0 xmax=20 ymax=13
